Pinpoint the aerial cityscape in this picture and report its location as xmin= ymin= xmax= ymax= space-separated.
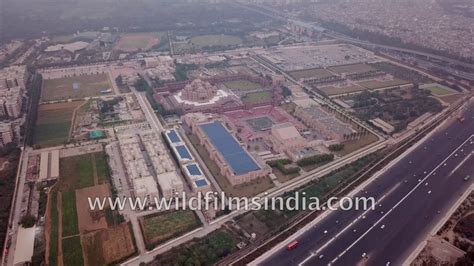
xmin=0 ymin=0 xmax=473 ymax=266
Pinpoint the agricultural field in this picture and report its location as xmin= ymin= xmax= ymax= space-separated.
xmin=83 ymin=223 xmax=136 ymax=265
xmin=328 ymin=63 xmax=376 ymax=74
xmin=34 ymin=101 xmax=84 ymax=147
xmin=289 ymin=68 xmax=334 ymax=80
xmin=223 ymin=79 xmax=261 ymax=91
xmin=41 ymin=73 xmax=112 ymax=102
xmin=46 ymin=152 xmax=134 ymax=266
xmin=140 ymin=210 xmax=201 ymax=248
xmin=357 ymin=78 xmax=410 ymax=90
xmin=62 ymin=236 xmax=84 ymax=266
xmin=241 ymin=91 xmax=273 ymax=105
xmin=152 ymin=229 xmax=238 ymax=266
xmin=114 ymin=32 xmax=164 ymax=52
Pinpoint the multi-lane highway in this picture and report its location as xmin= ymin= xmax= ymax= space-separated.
xmin=256 ymin=101 xmax=474 ymax=266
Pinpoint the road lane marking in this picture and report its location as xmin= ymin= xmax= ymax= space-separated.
xmin=449 ymin=152 xmax=473 ymax=176
xmin=324 ymin=135 xmax=473 ymax=265
xmin=299 ymin=135 xmax=473 ymax=266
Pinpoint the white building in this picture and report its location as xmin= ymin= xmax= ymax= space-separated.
xmin=157 ymin=172 xmax=184 ymax=199
xmin=132 ymin=176 xmax=160 ymax=202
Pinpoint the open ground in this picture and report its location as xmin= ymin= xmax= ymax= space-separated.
xmin=34 ymin=101 xmax=84 ymax=147
xmin=242 ymin=91 xmax=273 ymax=105
xmin=46 ymin=152 xmax=135 ymax=266
xmin=41 ymin=73 xmax=112 ymax=102
xmin=189 ymin=35 xmax=242 ymax=48
xmin=328 ymin=63 xmax=376 ymax=74
xmin=223 ymin=79 xmax=261 ymax=91
xmin=114 ymin=32 xmax=163 ymax=52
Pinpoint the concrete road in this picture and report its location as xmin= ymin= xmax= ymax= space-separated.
xmin=257 ymin=102 xmax=474 ymax=266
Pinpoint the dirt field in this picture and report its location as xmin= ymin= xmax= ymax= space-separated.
xmin=34 ymin=101 xmax=84 ymax=147
xmin=438 ymin=94 xmax=464 ymax=104
xmin=140 ymin=210 xmax=201 ymax=248
xmin=75 ymin=184 xmax=110 ymax=233
xmin=41 ymin=73 xmax=112 ymax=102
xmin=289 ymin=68 xmax=334 ymax=80
xmin=328 ymin=63 xmax=376 ymax=74
xmin=114 ymin=32 xmax=162 ymax=52
xmin=83 ymin=223 xmax=136 ymax=265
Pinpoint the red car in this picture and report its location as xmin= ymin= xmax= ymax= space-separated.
xmin=287 ymin=240 xmax=299 ymax=251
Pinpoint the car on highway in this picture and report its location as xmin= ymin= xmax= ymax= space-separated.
xmin=287 ymin=240 xmax=299 ymax=251
xmin=464 ymin=175 xmax=471 ymax=181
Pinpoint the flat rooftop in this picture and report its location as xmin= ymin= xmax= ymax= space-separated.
xmin=200 ymin=121 xmax=260 ymax=176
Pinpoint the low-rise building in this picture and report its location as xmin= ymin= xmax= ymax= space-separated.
xmin=294 ymin=102 xmax=354 ymax=141
xmin=117 ymin=129 xmax=184 ymax=200
xmin=132 ymin=176 xmax=160 ymax=201
xmin=157 ymin=171 xmax=184 ymax=199
xmin=164 ymin=128 xmax=212 ymax=193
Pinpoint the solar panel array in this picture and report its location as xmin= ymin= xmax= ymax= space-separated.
xmin=176 ymin=145 xmax=193 ymax=160
xmin=186 ymin=164 xmax=202 ymax=176
xmin=200 ymin=122 xmax=260 ymax=176
xmin=167 ymin=130 xmax=181 ymax=143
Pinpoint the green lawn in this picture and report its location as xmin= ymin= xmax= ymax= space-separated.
xmin=61 ymin=190 xmax=79 ymax=237
xmin=189 ymin=35 xmax=242 ymax=48
xmin=357 ymin=79 xmax=410 ymax=90
xmin=34 ymin=122 xmax=72 ymax=147
xmin=242 ymin=91 xmax=273 ymax=105
xmin=141 ymin=210 xmax=201 ymax=248
xmin=224 ymin=80 xmax=261 ymax=91
xmin=328 ymin=63 xmax=375 ymax=75
xmin=49 ymin=191 xmax=58 ymax=266
xmin=62 ymin=236 xmax=84 ymax=266
xmin=289 ymin=68 xmax=334 ymax=80
xmin=426 ymin=86 xmax=455 ymax=96
xmin=93 ymin=153 xmax=110 ymax=184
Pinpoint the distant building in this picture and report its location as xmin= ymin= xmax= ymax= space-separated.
xmin=0 ymin=122 xmax=14 ymax=146
xmin=0 ymin=65 xmax=27 ymax=119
